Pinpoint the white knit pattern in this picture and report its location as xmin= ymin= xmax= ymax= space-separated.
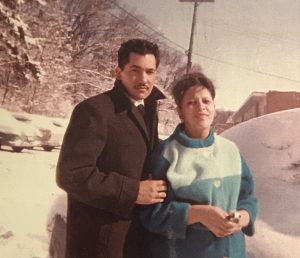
xmin=163 ymin=135 xmax=242 ymax=191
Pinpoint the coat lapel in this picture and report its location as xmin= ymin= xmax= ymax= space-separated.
xmin=111 ymin=80 xmax=150 ymax=143
xmin=111 ymin=79 xmax=165 ymax=146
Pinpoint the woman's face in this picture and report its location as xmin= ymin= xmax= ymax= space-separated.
xmin=177 ymin=85 xmax=215 ymax=139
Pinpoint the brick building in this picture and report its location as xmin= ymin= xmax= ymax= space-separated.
xmin=228 ymin=90 xmax=300 ymax=124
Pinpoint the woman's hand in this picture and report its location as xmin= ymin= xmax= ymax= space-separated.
xmin=236 ymin=209 xmax=250 ymax=228
xmin=188 ymin=205 xmax=248 ymax=238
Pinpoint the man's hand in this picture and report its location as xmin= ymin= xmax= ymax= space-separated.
xmin=136 ymin=179 xmax=167 ymax=204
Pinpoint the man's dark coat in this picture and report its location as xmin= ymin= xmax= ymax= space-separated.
xmin=56 ymin=80 xmax=165 ymax=258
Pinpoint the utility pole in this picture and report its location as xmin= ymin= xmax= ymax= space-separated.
xmin=179 ymin=0 xmax=214 ymax=74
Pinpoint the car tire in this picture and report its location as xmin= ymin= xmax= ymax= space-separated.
xmin=49 ymin=215 xmax=66 ymax=258
xmin=43 ymin=146 xmax=54 ymax=152
xmin=12 ymin=146 xmax=23 ymax=152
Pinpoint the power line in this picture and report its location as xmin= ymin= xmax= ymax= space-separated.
xmin=111 ymin=1 xmax=300 ymax=84
xmin=105 ymin=9 xmax=152 ymax=39
xmin=111 ymin=0 xmax=186 ymax=51
xmin=192 ymin=51 xmax=300 ymax=83
xmin=196 ymin=18 xmax=300 ymax=52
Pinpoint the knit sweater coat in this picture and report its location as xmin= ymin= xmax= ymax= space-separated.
xmin=140 ymin=124 xmax=258 ymax=258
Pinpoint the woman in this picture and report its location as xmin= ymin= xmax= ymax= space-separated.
xmin=139 ymin=72 xmax=258 ymax=258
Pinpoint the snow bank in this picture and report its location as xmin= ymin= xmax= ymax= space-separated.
xmin=222 ymin=108 xmax=300 ymax=257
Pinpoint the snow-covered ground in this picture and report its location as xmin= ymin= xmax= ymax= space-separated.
xmin=0 ymin=148 xmax=63 ymax=258
xmin=0 ymin=108 xmax=300 ymax=258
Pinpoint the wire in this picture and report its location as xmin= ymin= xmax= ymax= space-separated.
xmin=193 ymin=52 xmax=300 ymax=83
xmin=111 ymin=0 xmax=300 ymax=83
xmin=111 ymin=0 xmax=186 ymax=50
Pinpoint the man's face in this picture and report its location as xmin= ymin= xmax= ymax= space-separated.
xmin=116 ymin=53 xmax=157 ymax=101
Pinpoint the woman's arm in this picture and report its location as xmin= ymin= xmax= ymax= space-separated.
xmin=139 ymin=142 xmax=191 ymax=239
xmin=236 ymin=156 xmax=259 ymax=236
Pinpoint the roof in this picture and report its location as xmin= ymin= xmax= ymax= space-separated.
xmin=227 ymin=91 xmax=266 ymax=122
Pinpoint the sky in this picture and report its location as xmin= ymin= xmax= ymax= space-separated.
xmin=1 ymin=108 xmax=300 ymax=257
xmin=121 ymin=0 xmax=300 ymax=110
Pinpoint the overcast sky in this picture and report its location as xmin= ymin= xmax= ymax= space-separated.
xmin=121 ymin=0 xmax=300 ymax=110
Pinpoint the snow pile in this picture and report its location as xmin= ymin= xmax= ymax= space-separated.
xmin=222 ymin=108 xmax=300 ymax=258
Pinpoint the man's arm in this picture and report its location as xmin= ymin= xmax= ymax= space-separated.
xmin=56 ymin=102 xmax=139 ymax=218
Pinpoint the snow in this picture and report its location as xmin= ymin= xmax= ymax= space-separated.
xmin=0 ymin=148 xmax=63 ymax=258
xmin=222 ymin=108 xmax=300 ymax=258
xmin=33 ymin=0 xmax=47 ymax=6
xmin=0 ymin=108 xmax=300 ymax=257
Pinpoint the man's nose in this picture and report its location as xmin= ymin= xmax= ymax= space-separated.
xmin=139 ymin=71 xmax=148 ymax=83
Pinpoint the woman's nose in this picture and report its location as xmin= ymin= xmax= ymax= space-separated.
xmin=197 ymin=101 xmax=205 ymax=110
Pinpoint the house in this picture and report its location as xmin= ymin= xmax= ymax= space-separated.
xmin=228 ymin=90 xmax=300 ymax=124
xmin=214 ymin=122 xmax=233 ymax=134
xmin=213 ymin=109 xmax=234 ymax=134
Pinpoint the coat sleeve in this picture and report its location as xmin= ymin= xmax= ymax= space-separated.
xmin=237 ymin=156 xmax=259 ymax=236
xmin=139 ymin=142 xmax=191 ymax=239
xmin=56 ymin=101 xmax=139 ymax=218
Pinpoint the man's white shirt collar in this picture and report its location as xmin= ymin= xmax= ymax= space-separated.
xmin=128 ymin=96 xmax=144 ymax=107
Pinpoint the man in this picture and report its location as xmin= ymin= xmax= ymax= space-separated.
xmin=56 ymin=39 xmax=167 ymax=258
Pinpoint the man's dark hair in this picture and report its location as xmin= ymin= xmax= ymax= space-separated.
xmin=118 ymin=39 xmax=160 ymax=69
xmin=172 ymin=72 xmax=216 ymax=106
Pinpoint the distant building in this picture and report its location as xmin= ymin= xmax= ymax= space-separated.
xmin=213 ymin=109 xmax=234 ymax=134
xmin=214 ymin=122 xmax=233 ymax=135
xmin=228 ymin=90 xmax=300 ymax=124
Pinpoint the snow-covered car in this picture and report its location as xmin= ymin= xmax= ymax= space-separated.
xmin=0 ymin=108 xmax=40 ymax=152
xmin=222 ymin=108 xmax=300 ymax=258
xmin=47 ymin=193 xmax=67 ymax=258
xmin=13 ymin=112 xmax=67 ymax=151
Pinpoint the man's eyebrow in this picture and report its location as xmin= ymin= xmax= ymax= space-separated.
xmin=129 ymin=65 xmax=142 ymax=69
xmin=129 ymin=65 xmax=156 ymax=71
xmin=146 ymin=68 xmax=156 ymax=71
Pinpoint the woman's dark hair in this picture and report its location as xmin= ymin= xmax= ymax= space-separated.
xmin=118 ymin=39 xmax=160 ymax=69
xmin=171 ymin=72 xmax=216 ymax=106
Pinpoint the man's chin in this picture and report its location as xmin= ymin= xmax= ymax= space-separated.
xmin=135 ymin=91 xmax=150 ymax=100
